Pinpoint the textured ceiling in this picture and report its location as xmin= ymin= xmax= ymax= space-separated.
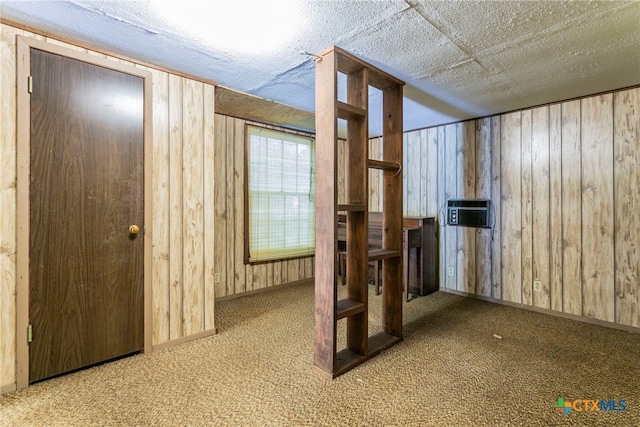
xmin=1 ymin=0 xmax=639 ymax=133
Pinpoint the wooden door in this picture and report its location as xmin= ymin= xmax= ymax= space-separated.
xmin=28 ymin=48 xmax=144 ymax=382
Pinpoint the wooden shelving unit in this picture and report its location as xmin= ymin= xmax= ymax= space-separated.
xmin=314 ymin=46 xmax=404 ymax=378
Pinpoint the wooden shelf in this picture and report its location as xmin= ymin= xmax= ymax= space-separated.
xmin=368 ymin=332 xmax=402 ymax=357
xmin=329 ymin=45 xmax=403 ymax=90
xmin=337 ymin=101 xmax=366 ymax=120
xmin=368 ymin=159 xmax=401 ymax=172
xmin=338 ymin=203 xmax=366 ymax=212
xmin=368 ymin=249 xmax=401 ymax=261
xmin=314 ymin=45 xmax=404 ymax=379
xmin=336 ymin=298 xmax=366 ymax=319
xmin=334 ymin=348 xmax=367 ymax=378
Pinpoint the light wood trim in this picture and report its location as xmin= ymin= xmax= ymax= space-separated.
xmin=0 ymin=24 xmax=21 ymax=391
xmin=215 ymin=86 xmax=313 ymax=131
xmin=15 ymin=34 xmax=30 ymax=391
xmin=215 ymin=278 xmax=312 ymax=302
xmin=440 ymin=288 xmax=640 ymax=335
xmin=1 ymin=383 xmax=17 ymax=394
xmin=14 ymin=35 xmax=154 ymax=389
xmin=399 ymin=87 xmax=638 ymax=333
xmin=151 ymin=328 xmax=217 ymax=353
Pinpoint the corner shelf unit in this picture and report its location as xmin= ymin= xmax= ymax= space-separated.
xmin=314 ymin=46 xmax=404 ymax=378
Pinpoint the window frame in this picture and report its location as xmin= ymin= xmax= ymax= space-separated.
xmin=243 ymin=123 xmax=316 ymax=264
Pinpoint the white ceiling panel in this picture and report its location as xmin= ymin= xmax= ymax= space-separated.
xmin=1 ymin=0 xmax=638 ymax=131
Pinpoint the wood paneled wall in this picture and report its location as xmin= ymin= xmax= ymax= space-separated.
xmin=151 ymin=70 xmax=217 ymax=344
xmin=213 ymin=114 xmax=314 ymax=299
xmin=0 ymin=23 xmax=223 ymax=391
xmin=1 ymin=21 xmax=637 ymax=392
xmin=397 ymin=87 xmax=639 ymax=329
xmin=1 ymin=24 xmax=19 ymax=393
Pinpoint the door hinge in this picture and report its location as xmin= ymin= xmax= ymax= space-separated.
xmin=27 ymin=76 xmax=33 ymax=94
xmin=27 ymin=324 xmax=33 ymax=343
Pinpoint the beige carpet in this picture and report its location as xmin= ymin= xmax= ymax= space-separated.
xmin=1 ymin=281 xmax=638 ymax=426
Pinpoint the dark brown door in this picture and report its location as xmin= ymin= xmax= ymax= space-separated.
xmin=29 ymin=48 xmax=144 ymax=382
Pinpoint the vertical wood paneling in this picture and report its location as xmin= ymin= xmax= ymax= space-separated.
xmin=581 ymin=95 xmax=615 ymax=322
xmin=561 ymin=100 xmax=582 ymax=316
xmin=475 ymin=118 xmax=492 ymax=297
xmin=614 ymin=88 xmax=639 ymax=327
xmin=501 ymin=112 xmax=522 ymax=303
xmin=168 ymin=74 xmax=184 ymax=339
xmin=2 ymin=22 xmax=639 ymax=392
xmin=151 ymin=69 xmax=170 ymax=345
xmin=444 ymin=124 xmax=457 ymax=290
xmin=0 ymin=24 xmax=21 ymax=390
xmin=203 ymin=83 xmax=216 ymax=330
xmin=549 ymin=104 xmax=563 ymax=312
xmin=225 ymin=117 xmax=236 ymax=295
xmin=531 ymin=106 xmax=550 ymax=309
xmin=210 ymin=114 xmax=315 ymax=299
xmin=402 ymin=133 xmax=408 ymax=214
xmin=437 ymin=125 xmax=446 ymax=290
xmin=406 ymin=130 xmax=421 ymax=216
xmin=457 ymin=122 xmax=476 ymax=293
xmin=182 ymin=79 xmax=205 ymax=336
xmin=425 ymin=128 xmax=438 ymax=215
xmin=233 ymin=119 xmax=246 ymax=293
xmin=368 ymin=138 xmax=377 ymax=210
xmin=490 ymin=117 xmax=502 ymax=300
xmin=521 ymin=110 xmax=533 ymax=306
xmin=419 ymin=129 xmax=428 ymax=217
xmin=213 ymin=114 xmax=228 ymax=298
xmin=338 ymin=138 xmax=346 ymax=206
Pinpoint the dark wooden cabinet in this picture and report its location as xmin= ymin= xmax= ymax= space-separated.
xmin=403 ymin=216 xmax=439 ymax=297
xmin=340 ymin=213 xmax=439 ymax=300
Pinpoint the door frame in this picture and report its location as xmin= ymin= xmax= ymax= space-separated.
xmin=15 ymin=35 xmax=153 ymax=390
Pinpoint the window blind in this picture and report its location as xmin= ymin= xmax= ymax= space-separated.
xmin=246 ymin=125 xmax=315 ymax=262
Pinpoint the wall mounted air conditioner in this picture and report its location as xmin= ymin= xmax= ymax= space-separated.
xmin=446 ymin=199 xmax=491 ymax=228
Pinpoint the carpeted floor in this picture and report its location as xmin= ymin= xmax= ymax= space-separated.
xmin=1 ymin=281 xmax=638 ymax=426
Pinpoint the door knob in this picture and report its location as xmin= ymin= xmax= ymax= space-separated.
xmin=129 ymin=225 xmax=141 ymax=235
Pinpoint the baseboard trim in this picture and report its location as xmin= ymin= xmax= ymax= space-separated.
xmin=1 ymin=383 xmax=17 ymax=395
xmin=215 ymin=278 xmax=313 ymax=302
xmin=439 ymin=288 xmax=640 ymax=334
xmin=152 ymin=328 xmax=218 ymax=353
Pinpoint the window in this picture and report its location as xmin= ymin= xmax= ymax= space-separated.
xmin=245 ymin=125 xmax=315 ymax=262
